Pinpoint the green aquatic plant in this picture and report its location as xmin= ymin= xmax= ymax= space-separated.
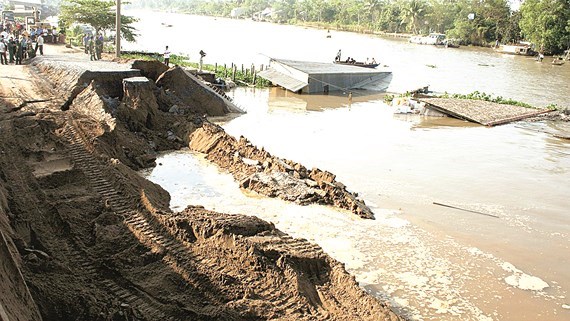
xmin=383 ymin=94 xmax=395 ymax=103
xmin=439 ymin=91 xmax=535 ymax=108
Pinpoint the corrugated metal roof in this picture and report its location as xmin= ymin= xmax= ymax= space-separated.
xmin=271 ymin=58 xmax=386 ymax=75
xmin=258 ymin=68 xmax=308 ymax=92
xmin=420 ymin=98 xmax=553 ymax=126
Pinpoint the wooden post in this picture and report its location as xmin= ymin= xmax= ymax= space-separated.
xmin=115 ymin=0 xmax=121 ymax=57
xmin=253 ymin=71 xmax=257 ymax=86
xmin=215 ymin=63 xmax=218 ymax=73
xmin=232 ymin=65 xmax=236 ymax=81
xmin=224 ymin=64 xmax=227 ymax=78
xmin=241 ymin=64 xmax=244 ymax=73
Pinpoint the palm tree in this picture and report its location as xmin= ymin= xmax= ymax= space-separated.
xmin=365 ymin=0 xmax=384 ymax=30
xmin=400 ymin=0 xmax=427 ymax=34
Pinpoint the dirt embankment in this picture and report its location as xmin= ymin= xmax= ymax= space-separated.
xmin=0 ymin=47 xmax=404 ymax=321
xmin=189 ymin=123 xmax=374 ymax=219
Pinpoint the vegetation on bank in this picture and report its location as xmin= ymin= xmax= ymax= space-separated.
xmin=59 ymin=0 xmax=138 ymax=41
xmin=384 ymin=91 xmax=558 ymax=110
xmin=127 ymin=0 xmax=570 ymax=54
xmin=439 ymin=91 xmax=534 ymax=108
xmin=122 ymin=53 xmax=272 ymax=88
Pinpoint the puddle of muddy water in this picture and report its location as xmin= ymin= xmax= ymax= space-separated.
xmin=142 ymin=87 xmax=569 ymax=321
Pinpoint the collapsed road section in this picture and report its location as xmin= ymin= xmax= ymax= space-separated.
xmin=0 ymin=47 xmax=402 ymax=320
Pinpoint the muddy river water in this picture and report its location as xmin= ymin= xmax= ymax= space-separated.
xmin=131 ymin=10 xmax=570 ymax=321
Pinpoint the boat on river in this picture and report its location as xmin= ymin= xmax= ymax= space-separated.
xmin=333 ymin=61 xmax=379 ymax=68
xmin=409 ymin=33 xmax=446 ymax=45
xmin=495 ymin=44 xmax=535 ymax=56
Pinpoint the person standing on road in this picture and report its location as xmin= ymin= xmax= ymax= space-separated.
xmin=8 ymin=36 xmax=16 ymax=63
xmin=36 ymin=33 xmax=44 ymax=55
xmin=95 ymin=34 xmax=103 ymax=60
xmin=163 ymin=46 xmax=171 ymax=67
xmin=0 ymin=38 xmax=8 ymax=65
xmin=15 ymin=36 xmax=24 ymax=64
xmin=88 ymin=36 xmax=96 ymax=61
xmin=83 ymin=34 xmax=89 ymax=54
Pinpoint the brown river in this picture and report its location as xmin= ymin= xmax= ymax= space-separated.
xmin=130 ymin=10 xmax=570 ymax=321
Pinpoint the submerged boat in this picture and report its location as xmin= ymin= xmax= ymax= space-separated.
xmin=333 ymin=61 xmax=379 ymax=68
xmin=495 ymin=44 xmax=535 ymax=56
xmin=442 ymin=39 xmax=460 ymax=48
xmin=409 ymin=33 xmax=446 ymax=45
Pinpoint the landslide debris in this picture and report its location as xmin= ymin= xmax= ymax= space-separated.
xmin=0 ymin=51 xmax=403 ymax=321
xmin=189 ymin=122 xmax=375 ymax=219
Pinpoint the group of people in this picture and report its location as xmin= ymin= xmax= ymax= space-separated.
xmin=0 ymin=16 xmax=58 ymax=66
xmin=0 ymin=33 xmax=44 ymax=65
xmin=83 ymin=33 xmax=104 ymax=61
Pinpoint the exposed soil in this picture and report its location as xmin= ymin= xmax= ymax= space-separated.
xmin=0 ymin=45 xmax=404 ymax=320
xmin=188 ymin=123 xmax=374 ymax=219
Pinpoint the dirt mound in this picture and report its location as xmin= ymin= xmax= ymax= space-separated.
xmin=117 ymin=77 xmax=160 ymax=131
xmin=0 ymin=53 xmax=403 ymax=320
xmin=189 ymin=122 xmax=375 ymax=219
xmin=131 ymin=60 xmax=169 ymax=82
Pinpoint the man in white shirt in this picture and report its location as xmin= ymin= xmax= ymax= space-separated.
xmin=0 ymin=38 xmax=7 ymax=65
xmin=163 ymin=46 xmax=170 ymax=66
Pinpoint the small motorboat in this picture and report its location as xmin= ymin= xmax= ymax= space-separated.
xmin=333 ymin=61 xmax=379 ymax=68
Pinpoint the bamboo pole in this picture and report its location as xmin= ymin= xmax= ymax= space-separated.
xmin=433 ymin=202 xmax=499 ymax=218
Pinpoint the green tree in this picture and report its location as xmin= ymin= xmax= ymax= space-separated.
xmin=501 ymin=10 xmax=522 ymax=44
xmin=400 ymin=0 xmax=428 ymax=34
xmin=365 ymin=0 xmax=384 ymax=29
xmin=426 ymin=0 xmax=457 ymax=33
xmin=446 ymin=0 xmax=511 ymax=45
xmin=519 ymin=0 xmax=570 ymax=53
xmin=60 ymin=0 xmax=139 ymax=41
xmin=377 ymin=2 xmax=402 ymax=32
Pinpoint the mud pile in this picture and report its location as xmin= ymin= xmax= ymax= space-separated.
xmin=0 ymin=53 xmax=403 ymax=321
xmin=189 ymin=123 xmax=375 ymax=219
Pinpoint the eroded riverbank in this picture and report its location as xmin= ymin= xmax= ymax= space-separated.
xmin=142 ymin=90 xmax=570 ymax=320
xmin=0 ymin=45 xmax=404 ymax=320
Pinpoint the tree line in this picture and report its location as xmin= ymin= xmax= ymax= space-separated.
xmin=129 ymin=0 xmax=570 ymax=54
